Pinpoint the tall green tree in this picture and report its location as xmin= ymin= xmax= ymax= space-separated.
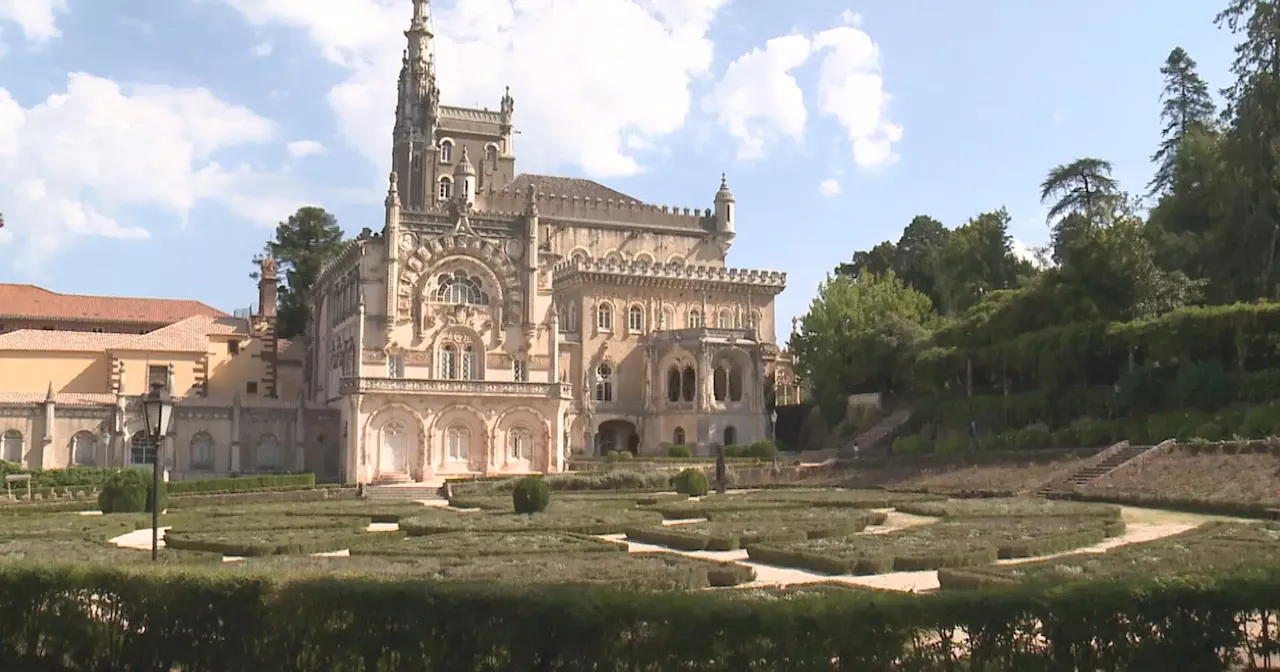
xmin=1148 ymin=47 xmax=1218 ymax=196
xmin=835 ymin=241 xmax=898 ymax=280
xmin=791 ymin=272 xmax=934 ymax=420
xmin=894 ymin=215 xmax=951 ymax=312
xmin=935 ymin=209 xmax=1035 ymax=314
xmin=1040 ymin=158 xmax=1122 ymax=262
xmin=1214 ymin=0 xmax=1280 ymax=300
xmin=260 ymin=207 xmax=345 ymax=339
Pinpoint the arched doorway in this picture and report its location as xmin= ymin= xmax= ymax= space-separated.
xmin=596 ymin=419 xmax=639 ymax=455
xmin=380 ymin=421 xmax=408 ymax=475
xmin=723 ymin=425 xmax=737 ymax=446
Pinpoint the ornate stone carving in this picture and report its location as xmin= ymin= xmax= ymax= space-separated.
xmin=397 ymin=234 xmax=524 ymax=329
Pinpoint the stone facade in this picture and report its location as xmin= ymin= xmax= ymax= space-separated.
xmin=308 ymin=0 xmax=796 ymax=485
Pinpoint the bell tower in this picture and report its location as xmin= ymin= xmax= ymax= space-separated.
xmin=390 ymin=0 xmax=440 ymax=210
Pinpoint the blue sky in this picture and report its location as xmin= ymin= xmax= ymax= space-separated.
xmin=0 ymin=0 xmax=1240 ymax=329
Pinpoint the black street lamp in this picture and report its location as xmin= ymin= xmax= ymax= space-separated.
xmin=140 ymin=382 xmax=174 ymax=562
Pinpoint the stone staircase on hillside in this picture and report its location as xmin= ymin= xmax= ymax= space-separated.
xmin=363 ymin=479 xmax=447 ymax=503
xmin=1035 ymin=442 xmax=1154 ymax=496
xmin=843 ymin=407 xmax=913 ymax=457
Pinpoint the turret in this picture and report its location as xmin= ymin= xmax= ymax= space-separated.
xmin=714 ymin=173 xmax=735 ymax=236
xmin=454 ymin=146 xmax=477 ymax=208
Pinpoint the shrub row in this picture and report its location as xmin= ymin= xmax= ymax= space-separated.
xmin=400 ymin=506 xmax=663 ymax=536
xmin=893 ymin=497 xmax=1122 ymax=521
xmin=353 ymin=532 xmax=627 ymax=558
xmin=625 ymin=509 xmax=882 ymax=552
xmin=938 ymin=521 xmax=1280 ymax=590
xmin=164 ymin=528 xmax=404 ymax=557
xmin=5 ymin=563 xmax=1280 ymax=668
xmin=0 ymin=537 xmax=222 ymax=566
xmin=746 ymin=517 xmax=1122 ymax=575
xmin=0 ymin=462 xmax=117 ymax=488
xmin=450 ymin=470 xmax=675 ymax=496
xmin=167 ymin=473 xmax=316 ymax=495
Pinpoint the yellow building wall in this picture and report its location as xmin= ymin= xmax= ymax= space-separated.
xmin=205 ymin=336 xmax=264 ymax=398
xmin=0 ymin=352 xmax=113 ymax=394
xmin=116 ymin=354 xmax=203 ymax=396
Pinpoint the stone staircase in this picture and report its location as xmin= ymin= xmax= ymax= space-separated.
xmin=363 ymin=478 xmax=447 ymax=503
xmin=842 ymin=407 xmax=913 ymax=457
xmin=1035 ymin=442 xmax=1154 ymax=496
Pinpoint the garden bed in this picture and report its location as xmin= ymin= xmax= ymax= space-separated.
xmin=0 ymin=537 xmax=222 ymax=565
xmin=626 ymin=509 xmax=887 ymax=551
xmin=884 ymin=458 xmax=1091 ymax=496
xmin=400 ymin=507 xmax=663 ymax=536
xmin=739 ymin=489 xmax=944 ymax=508
xmin=894 ymin=497 xmax=1122 ymax=520
xmin=746 ymin=517 xmax=1123 ymax=575
xmin=161 ymin=514 xmax=374 ymax=533
xmin=938 ymin=521 xmax=1280 ymax=590
xmin=448 ymin=493 xmax=684 ymax=511
xmin=237 ymin=550 xmax=755 ymax=589
xmin=352 ymin=531 xmax=626 ymax=557
xmin=0 ymin=513 xmax=149 ymax=540
xmin=164 ymin=528 xmax=404 ymax=557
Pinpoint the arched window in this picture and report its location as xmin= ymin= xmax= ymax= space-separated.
xmin=512 ymin=357 xmax=528 ymax=382
xmin=447 ymin=425 xmax=469 ymax=461
xmin=190 ymin=432 xmax=214 ymax=469
xmin=129 ymin=431 xmax=155 ymax=466
xmin=572 ymin=251 xmax=589 ymax=264
xmin=666 ymin=366 xmax=681 ymax=403
xmin=724 ymin=425 xmax=737 ymax=446
xmin=3 ymin=430 xmax=24 ymax=463
xmin=461 ymin=344 xmax=477 ymax=380
xmin=628 ymin=305 xmax=644 ymax=332
xmin=256 ymin=434 xmax=280 ymax=470
xmin=713 ymin=364 xmax=728 ymax=402
xmin=659 ymin=307 xmax=673 ymax=330
xmin=688 ymin=308 xmax=702 ymax=328
xmin=673 ymin=427 xmax=686 ymax=445
xmin=381 ymin=422 xmax=406 ymax=472
xmin=681 ymin=365 xmax=696 ymax=402
xmin=440 ymin=344 xmax=458 ymax=379
xmin=440 ymin=140 xmax=453 ymax=162
xmin=749 ymin=311 xmax=762 ymax=331
xmin=435 ymin=270 xmax=488 ymax=305
xmin=508 ymin=426 xmax=532 ymax=460
xmin=634 ymin=253 xmax=654 ymax=265
xmin=729 ymin=366 xmax=744 ymax=402
xmin=72 ymin=431 xmax=96 ymax=466
xmin=596 ymin=302 xmax=613 ymax=331
xmin=595 ymin=362 xmax=614 ymax=402
xmin=438 ymin=176 xmax=453 ymax=200
xmin=717 ymin=309 xmax=734 ymax=329
xmin=485 ymin=144 xmax=498 ymax=162
xmin=561 ymin=301 xmax=579 ymax=332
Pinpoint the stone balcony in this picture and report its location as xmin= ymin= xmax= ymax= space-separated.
xmin=339 ymin=377 xmax=572 ymax=398
xmin=649 ymin=327 xmax=759 ymax=343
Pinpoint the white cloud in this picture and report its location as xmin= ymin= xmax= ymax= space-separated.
xmin=0 ymin=0 xmax=67 ymax=42
xmin=216 ymin=0 xmax=730 ymax=178
xmin=0 ymin=74 xmax=297 ymax=271
xmin=702 ymin=34 xmax=811 ymax=159
xmin=812 ymin=23 xmax=902 ymax=170
xmin=252 ymin=41 xmax=274 ymax=57
xmin=287 ymin=139 xmax=326 ymax=158
xmin=818 ymin=178 xmax=841 ymax=197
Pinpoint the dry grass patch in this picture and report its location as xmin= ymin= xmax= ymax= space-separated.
xmin=889 ymin=459 xmax=1090 ymax=495
xmin=1082 ymin=447 xmax=1280 ymax=507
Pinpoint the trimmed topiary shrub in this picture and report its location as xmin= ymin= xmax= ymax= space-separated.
xmin=512 ymin=476 xmax=551 ymax=514
xmin=98 ymin=469 xmax=165 ymax=514
xmin=745 ymin=441 xmax=778 ymax=459
xmin=667 ymin=444 xmax=693 ymax=458
xmin=672 ymin=469 xmax=708 ymax=497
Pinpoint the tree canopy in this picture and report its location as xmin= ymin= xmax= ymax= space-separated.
xmin=257 ymin=206 xmax=345 ymax=339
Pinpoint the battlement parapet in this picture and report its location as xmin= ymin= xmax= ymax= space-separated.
xmin=552 ymin=258 xmax=786 ymax=291
xmin=477 ymin=186 xmax=713 ymax=230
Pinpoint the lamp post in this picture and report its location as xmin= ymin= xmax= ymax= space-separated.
xmin=140 ymin=382 xmax=174 ymax=562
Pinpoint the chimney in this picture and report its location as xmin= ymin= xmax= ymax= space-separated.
xmin=258 ymin=256 xmax=279 ymax=319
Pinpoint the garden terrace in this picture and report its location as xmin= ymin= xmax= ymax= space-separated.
xmin=938 ymin=521 xmax=1280 ymax=589
xmin=624 ymin=509 xmax=885 ymax=551
xmin=448 ymin=492 xmax=683 ymax=511
xmin=352 ymin=531 xmax=627 ymax=558
xmin=399 ymin=506 xmax=663 ymax=535
xmin=643 ymin=489 xmax=939 ymax=519
xmin=233 ymin=550 xmax=755 ymax=589
xmin=885 ymin=457 xmax=1092 ymax=496
xmin=1074 ymin=441 xmax=1280 ymax=515
xmin=747 ymin=516 xmax=1125 ymax=575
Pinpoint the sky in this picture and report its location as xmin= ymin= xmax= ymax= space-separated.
xmin=0 ymin=0 xmax=1243 ymax=331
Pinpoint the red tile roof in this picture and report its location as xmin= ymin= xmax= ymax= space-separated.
xmin=0 ymin=284 xmax=226 ymax=325
xmin=0 ymin=330 xmax=135 ymax=352
xmin=503 ymin=174 xmax=641 ymax=204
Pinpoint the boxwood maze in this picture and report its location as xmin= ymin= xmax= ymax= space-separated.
xmin=747 ymin=516 xmax=1125 ymax=575
xmin=352 ymin=531 xmax=627 ymax=558
xmin=399 ymin=506 xmax=663 ymax=536
xmin=164 ymin=528 xmax=405 ymax=557
xmin=938 ymin=521 xmax=1280 ymax=589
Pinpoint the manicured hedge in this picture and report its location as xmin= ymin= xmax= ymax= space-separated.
xmin=0 ymin=462 xmax=117 ymax=489
xmin=449 ymin=493 xmax=679 ymax=511
xmin=625 ymin=510 xmax=877 ymax=551
xmin=206 ymin=500 xmax=428 ymax=523
xmin=3 ymin=563 xmax=1280 ymax=668
xmin=167 ymin=473 xmax=316 ymax=495
xmin=450 ymin=471 xmax=675 ymax=496
xmin=747 ymin=517 xmax=1122 ymax=575
xmin=164 ymin=528 xmax=403 ymax=557
xmin=642 ymin=499 xmax=812 ymax=520
xmin=0 ymin=537 xmax=221 ymax=565
xmin=894 ymin=497 xmax=1122 ymax=520
xmin=0 ymin=513 xmax=146 ymax=541
xmin=400 ymin=507 xmax=663 ymax=536
xmin=740 ymin=489 xmax=944 ymax=509
xmin=352 ymin=532 xmax=627 ymax=558
xmin=161 ymin=514 xmax=372 ymax=533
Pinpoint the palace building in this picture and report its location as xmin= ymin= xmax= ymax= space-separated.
xmin=0 ymin=0 xmax=796 ymax=486
xmin=310 ymin=0 xmax=791 ymax=486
